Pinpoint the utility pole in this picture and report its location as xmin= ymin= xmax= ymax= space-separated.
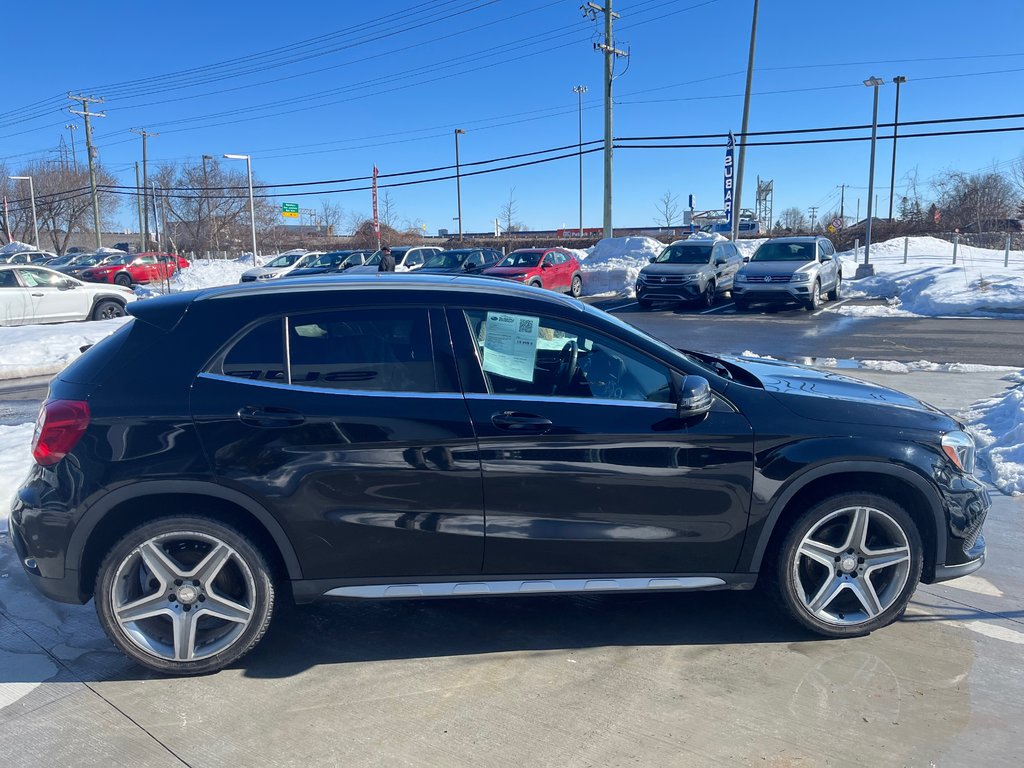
xmin=134 ymin=162 xmax=145 ymax=253
xmin=202 ymin=155 xmax=213 ymax=256
xmin=888 ymin=76 xmax=907 ymax=222
xmin=454 ymin=129 xmax=465 ymax=240
xmin=572 ymin=85 xmax=588 ymax=237
xmin=584 ymin=2 xmax=627 ymax=239
xmin=64 ymin=123 xmax=79 ymax=171
xmin=131 ymin=128 xmax=158 ymax=250
xmin=808 ymin=206 xmax=818 ymax=232
xmin=837 ymin=184 xmax=847 ymax=223
xmin=68 ymin=93 xmax=106 ymax=250
xmin=732 ymin=0 xmax=760 ymax=242
xmin=151 ymin=182 xmax=161 ymax=252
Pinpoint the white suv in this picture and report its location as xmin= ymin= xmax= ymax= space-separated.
xmin=0 ymin=265 xmax=136 ymax=325
xmin=732 ymin=236 xmax=841 ymax=311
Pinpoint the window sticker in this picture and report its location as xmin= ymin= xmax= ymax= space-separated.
xmin=481 ymin=312 xmax=538 ymax=382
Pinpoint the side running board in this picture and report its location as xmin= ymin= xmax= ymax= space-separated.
xmin=323 ymin=576 xmax=727 ymax=599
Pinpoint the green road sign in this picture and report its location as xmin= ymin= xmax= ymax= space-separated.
xmin=281 ymin=202 xmax=299 ymax=219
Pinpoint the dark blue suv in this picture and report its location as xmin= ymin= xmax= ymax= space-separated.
xmin=10 ymin=275 xmax=988 ymax=674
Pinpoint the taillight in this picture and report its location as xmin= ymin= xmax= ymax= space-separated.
xmin=31 ymin=400 xmax=90 ymax=466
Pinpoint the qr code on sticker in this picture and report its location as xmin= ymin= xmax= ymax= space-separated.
xmin=518 ymin=318 xmax=533 ymax=333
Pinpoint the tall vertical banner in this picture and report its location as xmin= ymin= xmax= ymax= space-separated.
xmin=723 ymin=132 xmax=735 ymax=230
xmin=371 ymin=165 xmax=381 ymax=249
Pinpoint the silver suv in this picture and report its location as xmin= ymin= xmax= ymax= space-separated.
xmin=732 ymin=236 xmax=841 ymax=311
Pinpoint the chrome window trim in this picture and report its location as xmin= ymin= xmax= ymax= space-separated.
xmin=464 ymin=392 xmax=676 ymax=410
xmin=197 ymin=372 xmax=463 ymax=399
xmin=324 ymin=576 xmax=726 ymax=599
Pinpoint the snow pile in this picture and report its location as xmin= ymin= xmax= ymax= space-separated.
xmin=735 ymin=238 xmax=768 ymax=260
xmin=962 ymin=377 xmax=1024 ymax=495
xmin=687 ymin=231 xmax=729 ymax=242
xmin=564 ymin=248 xmax=591 ymax=262
xmin=0 ymin=241 xmax=34 ymax=255
xmin=171 ymin=259 xmax=250 ymax=292
xmin=816 ymin=359 xmax=1020 ymax=375
xmin=841 ymin=236 xmax=1024 ymax=317
xmin=0 ymin=317 xmax=130 ymax=380
xmin=0 ymin=423 xmax=34 ymax=531
xmin=580 ymin=236 xmax=664 ymax=296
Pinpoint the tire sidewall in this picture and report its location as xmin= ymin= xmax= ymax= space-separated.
xmin=92 ymin=300 xmax=124 ymax=321
xmin=773 ymin=492 xmax=923 ymax=637
xmin=95 ymin=515 xmax=275 ymax=675
xmin=570 ymin=274 xmax=583 ymax=297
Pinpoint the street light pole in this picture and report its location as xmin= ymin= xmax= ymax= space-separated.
xmin=887 ymin=75 xmax=907 ymax=222
xmin=573 ymin=85 xmax=588 ymax=237
xmin=454 ymin=129 xmax=465 ymax=241
xmin=224 ymin=154 xmax=258 ymax=266
xmin=860 ymin=76 xmax=886 ymax=277
xmin=8 ymin=176 xmax=39 ymax=250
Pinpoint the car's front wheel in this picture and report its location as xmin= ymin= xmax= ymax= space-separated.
xmin=700 ymin=281 xmax=716 ymax=309
xmin=95 ymin=516 xmax=275 ymax=675
xmin=805 ymin=280 xmax=821 ymax=311
xmin=569 ymin=274 xmax=583 ymax=298
xmin=114 ymin=273 xmax=132 ymax=287
xmin=92 ymin=300 xmax=125 ymax=321
xmin=827 ymin=275 xmax=842 ymax=301
xmin=773 ymin=493 xmax=922 ymax=637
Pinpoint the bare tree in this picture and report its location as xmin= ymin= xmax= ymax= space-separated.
xmin=319 ymin=198 xmax=345 ymax=236
xmin=779 ymin=207 xmax=807 ymax=231
xmin=933 ymin=171 xmax=1017 ymax=231
xmin=378 ymin=190 xmax=399 ymax=230
xmin=498 ymin=187 xmax=523 ymax=233
xmin=654 ymin=191 xmax=680 ymax=227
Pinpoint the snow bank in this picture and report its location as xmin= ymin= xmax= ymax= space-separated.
xmin=962 ymin=376 xmax=1024 ymax=495
xmin=842 ymin=236 xmax=1024 ymax=317
xmin=735 ymin=238 xmax=768 ymax=260
xmin=0 ymin=423 xmax=34 ymax=531
xmin=171 ymin=259 xmax=250 ymax=292
xmin=580 ymin=236 xmax=664 ymax=296
xmin=0 ymin=318 xmax=130 ymax=380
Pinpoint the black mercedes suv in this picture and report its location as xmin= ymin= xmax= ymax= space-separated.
xmin=9 ymin=275 xmax=989 ymax=675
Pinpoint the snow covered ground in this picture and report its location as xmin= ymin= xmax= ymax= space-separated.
xmin=0 ymin=424 xmax=34 ymax=531
xmin=0 ymin=317 xmax=131 ymax=380
xmin=839 ymin=236 xmax=1024 ymax=317
xmin=962 ymin=374 xmax=1024 ymax=495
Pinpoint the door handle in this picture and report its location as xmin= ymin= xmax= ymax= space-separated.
xmin=237 ymin=405 xmax=305 ymax=428
xmin=491 ymin=411 xmax=553 ymax=432
xmin=31 ymin=292 xmax=43 ymax=297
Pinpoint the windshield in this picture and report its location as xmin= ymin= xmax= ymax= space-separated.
xmin=752 ymin=242 xmax=816 ymax=262
xmin=654 ymin=244 xmax=713 ymax=264
xmin=423 ymin=251 xmax=469 ymax=269
xmin=501 ymin=252 xmax=542 ymax=268
xmin=265 ymin=253 xmax=303 ymax=268
xmin=308 ymin=253 xmax=341 ymax=268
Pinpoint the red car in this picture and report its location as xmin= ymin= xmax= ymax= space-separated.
xmin=483 ymin=247 xmax=583 ymax=297
xmin=79 ymin=252 xmax=179 ymax=287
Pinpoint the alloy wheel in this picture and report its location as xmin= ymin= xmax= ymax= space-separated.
xmin=109 ymin=531 xmax=257 ymax=662
xmin=791 ymin=506 xmax=911 ymax=626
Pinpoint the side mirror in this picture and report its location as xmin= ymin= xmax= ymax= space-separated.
xmin=742 ymin=255 xmax=751 ymax=263
xmin=672 ymin=373 xmax=713 ymax=420
xmin=649 ymin=255 xmax=657 ymax=263
xmin=463 ymin=262 xmax=477 ymax=271
xmin=59 ymin=279 xmax=77 ymax=290
xmin=541 ymin=262 xmax=551 ymax=269
xmin=714 ymin=256 xmax=727 ymax=266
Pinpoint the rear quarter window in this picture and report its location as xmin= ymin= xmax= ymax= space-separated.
xmin=59 ymin=320 xmax=136 ymax=384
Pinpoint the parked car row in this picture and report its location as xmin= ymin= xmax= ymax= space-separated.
xmin=0 ymin=247 xmax=191 ymax=288
xmin=636 ymin=235 xmax=843 ymax=312
xmin=241 ymin=245 xmax=586 ymax=297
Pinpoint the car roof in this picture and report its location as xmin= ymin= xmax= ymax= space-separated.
xmin=762 ymin=236 xmax=824 ymax=244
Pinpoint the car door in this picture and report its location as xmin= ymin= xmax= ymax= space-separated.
xmin=821 ymin=240 xmax=839 ymax=287
xmin=715 ymin=243 xmax=740 ymax=291
xmin=449 ymin=305 xmax=754 ymax=576
xmin=0 ymin=269 xmax=31 ymax=325
xmin=190 ymin=304 xmax=485 ymax=580
xmin=17 ymin=267 xmax=91 ymax=322
xmin=400 ymin=248 xmax=426 ymax=272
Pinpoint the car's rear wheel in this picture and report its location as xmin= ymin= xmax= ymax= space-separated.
xmin=772 ymin=493 xmax=922 ymax=637
xmin=95 ymin=516 xmax=275 ymax=675
xmin=569 ymin=274 xmax=583 ymax=298
xmin=114 ymin=273 xmax=132 ymax=287
xmin=529 ymin=279 xmax=543 ymax=289
xmin=92 ymin=300 xmax=125 ymax=321
xmin=805 ymin=280 xmax=821 ymax=311
xmin=827 ymin=275 xmax=842 ymax=301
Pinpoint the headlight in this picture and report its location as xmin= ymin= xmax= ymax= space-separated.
xmin=735 ymin=273 xmax=748 ymax=283
xmin=682 ymin=273 xmax=699 ymax=280
xmin=941 ymin=431 xmax=976 ymax=474
xmin=258 ymin=272 xmax=278 ymax=279
xmin=790 ymin=272 xmax=811 ymax=283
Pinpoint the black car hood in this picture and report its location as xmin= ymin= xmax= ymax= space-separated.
xmin=640 ymin=263 xmax=710 ymax=276
xmin=717 ymin=354 xmax=957 ymax=431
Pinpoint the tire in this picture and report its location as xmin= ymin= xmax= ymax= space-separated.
xmin=529 ymin=280 xmax=543 ymax=289
xmin=805 ymin=280 xmax=821 ymax=311
xmin=771 ymin=492 xmax=922 ymax=638
xmin=92 ymin=300 xmax=125 ymax=321
xmin=827 ymin=275 xmax=842 ymax=301
xmin=637 ymin=298 xmax=653 ymax=310
xmin=95 ymin=515 xmax=276 ymax=676
xmin=114 ymin=273 xmax=132 ymax=287
xmin=700 ymin=281 xmax=716 ymax=309
xmin=569 ymin=274 xmax=583 ymax=298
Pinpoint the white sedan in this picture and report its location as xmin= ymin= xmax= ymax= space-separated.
xmin=0 ymin=265 xmax=136 ymax=326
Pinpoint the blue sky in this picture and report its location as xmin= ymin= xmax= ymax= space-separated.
xmin=4 ymin=0 xmax=1024 ymax=233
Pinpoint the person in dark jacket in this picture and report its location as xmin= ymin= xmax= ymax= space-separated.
xmin=378 ymin=245 xmax=396 ymax=272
